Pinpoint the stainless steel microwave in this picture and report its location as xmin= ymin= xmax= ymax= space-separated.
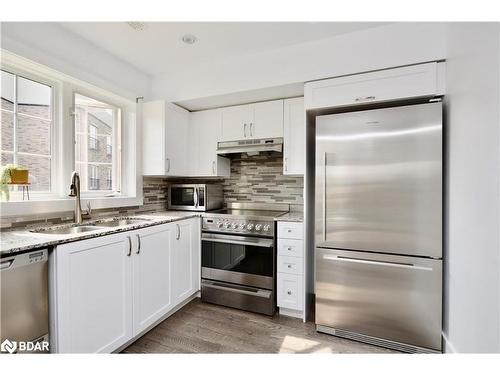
xmin=168 ymin=184 xmax=223 ymax=211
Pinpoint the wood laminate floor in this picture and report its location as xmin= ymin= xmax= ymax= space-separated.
xmin=122 ymin=298 xmax=395 ymax=354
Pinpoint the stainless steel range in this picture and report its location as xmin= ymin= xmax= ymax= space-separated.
xmin=201 ymin=203 xmax=289 ymax=315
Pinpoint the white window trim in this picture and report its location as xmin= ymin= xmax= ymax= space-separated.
xmin=1 ymin=50 xmax=143 ymax=218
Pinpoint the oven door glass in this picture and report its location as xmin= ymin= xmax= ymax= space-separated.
xmin=202 ymin=234 xmax=273 ymax=278
xmin=170 ymin=187 xmax=195 ymax=207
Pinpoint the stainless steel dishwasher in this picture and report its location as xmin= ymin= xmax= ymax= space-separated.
xmin=1 ymin=249 xmax=49 ymax=349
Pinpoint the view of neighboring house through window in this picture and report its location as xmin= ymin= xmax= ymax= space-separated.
xmin=1 ymin=70 xmax=53 ymax=195
xmin=74 ymin=93 xmax=121 ymax=194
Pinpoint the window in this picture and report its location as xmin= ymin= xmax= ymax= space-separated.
xmin=106 ymin=167 xmax=112 ymax=190
xmin=106 ymin=136 xmax=112 ymax=156
xmin=1 ymin=51 xmax=141 ymax=216
xmin=89 ymin=125 xmax=98 ymax=150
xmin=74 ymin=93 xmax=120 ymax=194
xmin=89 ymin=165 xmax=99 ymax=190
xmin=1 ymin=70 xmax=53 ymax=194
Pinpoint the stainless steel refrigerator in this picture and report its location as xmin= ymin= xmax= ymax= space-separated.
xmin=315 ymin=101 xmax=443 ymax=353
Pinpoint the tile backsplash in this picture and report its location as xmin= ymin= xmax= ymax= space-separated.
xmin=222 ymin=153 xmax=303 ymax=208
xmin=1 ymin=154 xmax=303 ymax=229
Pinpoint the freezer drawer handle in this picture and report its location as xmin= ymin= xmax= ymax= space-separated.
xmin=322 ymin=254 xmax=433 ymax=271
xmin=0 ymin=259 xmax=14 ymax=270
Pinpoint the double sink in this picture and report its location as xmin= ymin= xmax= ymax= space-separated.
xmin=31 ymin=217 xmax=152 ymax=235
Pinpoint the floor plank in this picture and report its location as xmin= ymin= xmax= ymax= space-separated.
xmin=122 ymin=298 xmax=396 ymax=354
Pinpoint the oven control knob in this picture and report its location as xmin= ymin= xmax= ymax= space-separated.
xmin=239 ymin=223 xmax=246 ymax=230
xmin=217 ymin=221 xmax=223 ymax=228
xmin=263 ymin=224 xmax=271 ymax=232
xmin=223 ymin=222 xmax=230 ymax=229
xmin=246 ymin=223 xmax=254 ymax=230
xmin=255 ymin=224 xmax=262 ymax=231
xmin=231 ymin=223 xmax=239 ymax=229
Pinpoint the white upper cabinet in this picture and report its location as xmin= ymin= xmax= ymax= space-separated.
xmin=142 ymin=101 xmax=189 ymax=176
xmin=220 ymin=99 xmax=284 ymax=142
xmin=189 ymin=109 xmax=230 ymax=177
xmin=221 ymin=104 xmax=252 ymax=141
xmin=305 ymin=62 xmax=444 ymax=110
xmin=283 ymin=97 xmax=305 ymax=175
xmin=252 ymin=100 xmax=284 ymax=139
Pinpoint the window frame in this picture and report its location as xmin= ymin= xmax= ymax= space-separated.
xmin=1 ymin=66 xmax=59 ymax=200
xmin=72 ymin=90 xmax=122 ymax=198
xmin=0 ymin=51 xmax=143 ymax=218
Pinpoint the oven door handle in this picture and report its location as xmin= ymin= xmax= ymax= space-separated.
xmin=202 ymin=235 xmax=273 ymax=248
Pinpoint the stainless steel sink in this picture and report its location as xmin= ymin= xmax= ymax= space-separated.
xmin=32 ymin=225 xmax=101 ymax=235
xmin=95 ymin=218 xmax=150 ymax=227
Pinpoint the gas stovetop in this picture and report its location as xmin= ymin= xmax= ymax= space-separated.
xmin=202 ymin=203 xmax=289 ymax=237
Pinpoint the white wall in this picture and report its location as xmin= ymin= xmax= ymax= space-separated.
xmin=1 ymin=22 xmax=151 ymax=100
xmin=152 ymin=22 xmax=446 ymax=102
xmin=444 ymin=22 xmax=500 ymax=353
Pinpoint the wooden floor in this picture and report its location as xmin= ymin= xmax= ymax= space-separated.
xmin=122 ymin=298 xmax=395 ymax=354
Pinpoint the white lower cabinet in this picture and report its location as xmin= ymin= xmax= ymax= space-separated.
xmin=276 ymin=221 xmax=305 ymax=321
xmin=51 ymin=218 xmax=200 ymax=353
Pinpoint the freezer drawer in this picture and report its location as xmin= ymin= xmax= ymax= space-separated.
xmin=315 ymin=247 xmax=442 ymax=352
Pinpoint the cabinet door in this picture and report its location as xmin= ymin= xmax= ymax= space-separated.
xmin=172 ymin=218 xmax=200 ymax=304
xmin=132 ymin=224 xmax=173 ymax=336
xmin=142 ymin=101 xmax=166 ymax=175
xmin=252 ymin=100 xmax=283 ymax=139
xmin=283 ymin=97 xmax=305 ymax=175
xmin=165 ymin=103 xmax=189 ymax=176
xmin=53 ymin=233 xmax=133 ymax=353
xmin=221 ymin=104 xmax=251 ymax=141
xmin=305 ymin=62 xmax=438 ymax=110
xmin=191 ymin=109 xmax=230 ymax=177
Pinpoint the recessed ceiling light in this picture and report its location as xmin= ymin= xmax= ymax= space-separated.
xmin=182 ymin=34 xmax=198 ymax=44
xmin=126 ymin=22 xmax=147 ymax=31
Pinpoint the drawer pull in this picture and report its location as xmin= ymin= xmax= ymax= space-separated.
xmin=287 ymin=247 xmax=292 ymax=251
xmin=287 ymin=229 xmax=292 ymax=233
xmin=287 ymin=264 xmax=292 ymax=269
xmin=287 ymin=291 xmax=292 ymax=295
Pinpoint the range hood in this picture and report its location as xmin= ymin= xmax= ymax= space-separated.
xmin=216 ymin=138 xmax=283 ymax=156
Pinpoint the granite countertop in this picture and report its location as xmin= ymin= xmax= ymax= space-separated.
xmin=274 ymin=212 xmax=304 ymax=222
xmin=0 ymin=211 xmax=199 ymax=256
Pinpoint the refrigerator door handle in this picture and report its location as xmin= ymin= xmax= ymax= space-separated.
xmin=322 ymin=151 xmax=327 ymax=242
xmin=322 ymin=254 xmax=433 ymax=271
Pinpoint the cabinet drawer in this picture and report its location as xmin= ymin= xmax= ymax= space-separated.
xmin=278 ymin=222 xmax=304 ymax=240
xmin=277 ymin=273 xmax=303 ymax=311
xmin=277 ymin=239 xmax=304 ymax=258
xmin=277 ymin=255 xmax=303 ymax=275
xmin=305 ymin=62 xmax=439 ymax=110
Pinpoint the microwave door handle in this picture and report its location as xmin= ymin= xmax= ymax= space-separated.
xmin=194 ymin=187 xmax=199 ymax=208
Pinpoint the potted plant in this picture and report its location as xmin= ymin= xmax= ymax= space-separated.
xmin=0 ymin=164 xmax=29 ymax=201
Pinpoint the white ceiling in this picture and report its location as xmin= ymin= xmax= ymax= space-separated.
xmin=59 ymin=22 xmax=389 ymax=76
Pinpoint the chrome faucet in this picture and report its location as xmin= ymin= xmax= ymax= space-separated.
xmin=68 ymin=171 xmax=91 ymax=224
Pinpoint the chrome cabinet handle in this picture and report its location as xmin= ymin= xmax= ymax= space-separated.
xmin=166 ymin=158 xmax=170 ymax=173
xmin=136 ymin=234 xmax=141 ymax=255
xmin=243 ymin=123 xmax=247 ymax=138
xmin=212 ymin=161 xmax=216 ymax=175
xmin=126 ymin=236 xmax=132 ymax=256
xmin=176 ymin=224 xmax=180 ymax=240
xmin=249 ymin=122 xmax=253 ymax=137
xmin=354 ymin=96 xmax=376 ymax=102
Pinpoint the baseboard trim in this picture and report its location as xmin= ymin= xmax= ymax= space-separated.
xmin=279 ymin=307 xmax=304 ymax=320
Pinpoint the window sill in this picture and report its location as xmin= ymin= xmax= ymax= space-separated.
xmin=0 ymin=195 xmax=144 ymax=218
